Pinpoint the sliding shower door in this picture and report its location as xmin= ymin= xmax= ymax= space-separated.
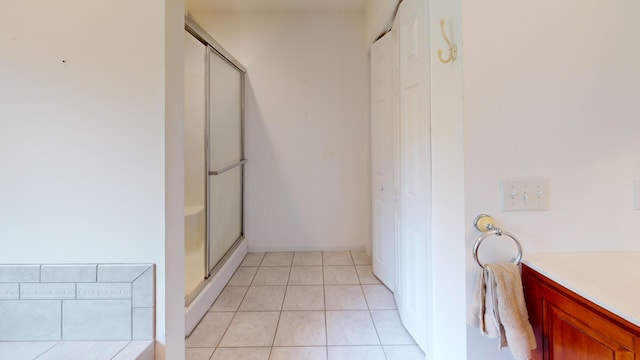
xmin=184 ymin=24 xmax=245 ymax=305
xmin=184 ymin=30 xmax=207 ymax=302
xmin=206 ymin=49 xmax=244 ymax=274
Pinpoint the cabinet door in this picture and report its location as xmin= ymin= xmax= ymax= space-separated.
xmin=548 ymin=304 xmax=635 ymax=360
xmin=522 ymin=265 xmax=640 ymax=360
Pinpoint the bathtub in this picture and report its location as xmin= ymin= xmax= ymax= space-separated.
xmin=183 ymin=204 xmax=247 ymax=335
xmin=184 ymin=205 xmax=206 ymax=300
xmin=184 ymin=205 xmax=205 ymax=250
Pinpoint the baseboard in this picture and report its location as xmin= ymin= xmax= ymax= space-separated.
xmin=184 ymin=238 xmax=248 ymax=336
xmin=247 ymin=244 xmax=366 ymax=253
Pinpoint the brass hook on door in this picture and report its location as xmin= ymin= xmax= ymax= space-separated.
xmin=437 ymin=19 xmax=457 ymax=64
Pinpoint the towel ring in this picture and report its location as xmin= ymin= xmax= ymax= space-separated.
xmin=472 ymin=214 xmax=523 ymax=269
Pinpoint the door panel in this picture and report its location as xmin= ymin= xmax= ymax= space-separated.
xmin=551 ymin=308 xmax=615 ymax=359
xmin=207 ymin=49 xmax=244 ymax=273
xmin=397 ymin=0 xmax=432 ymax=352
xmin=371 ymin=30 xmax=397 ymax=291
xmin=208 ymin=49 xmax=242 ymax=171
xmin=184 ymin=30 xmax=207 ymax=300
xmin=549 ymin=305 xmax=634 ymax=360
xmin=208 ymin=166 xmax=243 ymax=270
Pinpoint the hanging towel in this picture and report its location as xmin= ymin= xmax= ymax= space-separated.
xmin=467 ymin=263 xmax=536 ymax=360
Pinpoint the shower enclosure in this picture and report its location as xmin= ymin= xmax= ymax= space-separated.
xmin=183 ymin=18 xmax=246 ymax=307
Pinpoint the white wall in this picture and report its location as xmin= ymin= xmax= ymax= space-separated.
xmin=164 ymin=0 xmax=187 ymax=358
xmin=428 ymin=1 xmax=466 ymax=358
xmin=463 ymin=1 xmax=640 ymax=358
xmin=0 ymin=0 xmax=185 ymax=358
xmin=191 ymin=11 xmax=371 ymax=252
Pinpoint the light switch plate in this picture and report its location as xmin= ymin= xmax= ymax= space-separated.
xmin=501 ymin=178 xmax=549 ymax=211
xmin=634 ymin=180 xmax=640 ymax=210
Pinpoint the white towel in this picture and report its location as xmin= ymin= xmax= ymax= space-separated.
xmin=467 ymin=263 xmax=536 ymax=360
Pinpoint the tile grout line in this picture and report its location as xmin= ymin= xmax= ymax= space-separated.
xmin=348 ymin=250 xmax=355 ymax=268
xmin=368 ymin=303 xmax=389 ymax=359
xmin=269 ymin=264 xmax=285 ymax=352
xmin=257 ymin=252 xmax=265 ymax=267
xmin=282 ymin=260 xmax=294 ymax=313
xmin=109 ymin=340 xmax=132 ymax=360
xmin=60 ymin=298 xmax=64 ymax=341
xmin=359 ymin=258 xmax=390 ymax=359
xmin=32 ymin=341 xmax=59 ymax=360
xmin=130 ymin=265 xmax=152 ymax=283
xmin=247 ymin=265 xmax=259 ymax=287
xmin=212 ymin=304 xmax=238 ymax=353
xmin=130 ymin=294 xmax=133 ymax=342
xmin=206 ymin=264 xmax=254 ymax=355
xmin=322 ymin=254 xmax=329 ymax=360
xmin=191 ymin=251 xmax=403 ymax=359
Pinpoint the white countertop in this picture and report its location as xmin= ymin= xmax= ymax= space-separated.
xmin=523 ymin=251 xmax=640 ymax=328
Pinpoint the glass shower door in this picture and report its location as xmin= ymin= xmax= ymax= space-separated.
xmin=184 ymin=30 xmax=207 ymax=301
xmin=207 ymin=48 xmax=244 ymax=274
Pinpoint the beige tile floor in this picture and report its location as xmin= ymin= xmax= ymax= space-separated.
xmin=186 ymin=251 xmax=425 ymax=360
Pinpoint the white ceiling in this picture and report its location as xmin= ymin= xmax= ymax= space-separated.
xmin=186 ymin=0 xmax=367 ymax=12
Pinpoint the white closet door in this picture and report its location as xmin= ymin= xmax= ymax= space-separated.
xmin=371 ymin=30 xmax=398 ymax=292
xmin=397 ymin=0 xmax=432 ymax=353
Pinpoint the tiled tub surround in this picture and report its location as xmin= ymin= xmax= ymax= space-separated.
xmin=0 ymin=264 xmax=155 ymax=360
xmin=0 ymin=340 xmax=154 ymax=360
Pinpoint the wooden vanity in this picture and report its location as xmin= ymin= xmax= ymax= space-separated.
xmin=522 ymin=253 xmax=640 ymax=359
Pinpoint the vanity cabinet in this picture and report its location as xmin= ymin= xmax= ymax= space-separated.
xmin=522 ymin=264 xmax=640 ymax=359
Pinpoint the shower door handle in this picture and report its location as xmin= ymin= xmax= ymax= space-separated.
xmin=208 ymin=159 xmax=247 ymax=176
